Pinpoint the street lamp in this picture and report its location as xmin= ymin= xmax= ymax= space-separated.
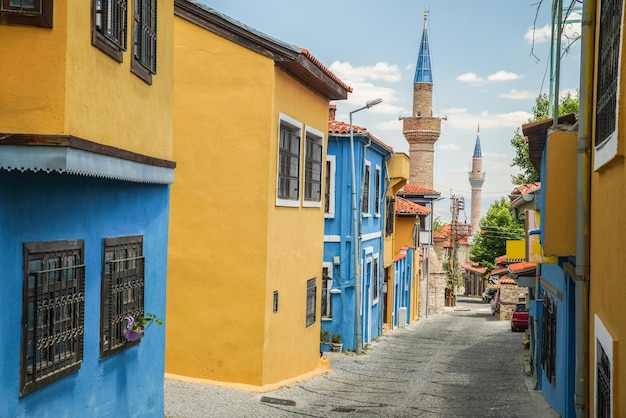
xmin=349 ymin=98 xmax=382 ymax=355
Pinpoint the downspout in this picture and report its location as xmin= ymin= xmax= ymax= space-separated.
xmin=574 ymin=1 xmax=594 ymax=415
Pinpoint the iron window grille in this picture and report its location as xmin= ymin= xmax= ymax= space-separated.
xmin=541 ymin=293 xmax=557 ymax=385
xmin=324 ymin=160 xmax=331 ymax=213
xmin=321 ymin=267 xmax=332 ymax=319
xmin=20 ymin=240 xmax=85 ymax=397
xmin=278 ymin=122 xmax=301 ymax=201
xmin=0 ymin=0 xmax=53 ymax=27
xmin=131 ymin=0 xmax=157 ymax=84
xmin=92 ymin=0 xmax=128 ymax=62
xmin=597 ymin=343 xmax=611 ymax=418
xmin=595 ymin=0 xmax=621 ymax=148
xmin=385 ymin=197 xmax=394 ymax=236
xmin=374 ymin=167 xmax=381 ymax=216
xmin=304 ymin=132 xmax=323 ymax=202
xmin=100 ymin=235 xmax=144 ymax=358
xmin=305 ymin=278 xmax=316 ymax=327
xmin=361 ymin=163 xmax=370 ymax=214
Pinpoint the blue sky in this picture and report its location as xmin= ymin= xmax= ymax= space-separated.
xmin=199 ymin=0 xmax=581 ymax=223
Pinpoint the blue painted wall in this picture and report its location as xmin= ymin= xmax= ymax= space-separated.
xmin=323 ymin=133 xmax=389 ymax=351
xmin=0 ymin=172 xmax=169 ymax=418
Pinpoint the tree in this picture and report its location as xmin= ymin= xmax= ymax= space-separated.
xmin=470 ymin=197 xmax=525 ymax=272
xmin=510 ymin=91 xmax=580 ymax=185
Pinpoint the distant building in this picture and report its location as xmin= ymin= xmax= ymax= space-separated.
xmin=468 ymin=127 xmax=485 ymax=235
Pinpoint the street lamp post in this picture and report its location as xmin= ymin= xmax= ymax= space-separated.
xmin=350 ymin=98 xmax=382 ymax=355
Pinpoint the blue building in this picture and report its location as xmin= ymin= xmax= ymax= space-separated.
xmin=322 ymin=106 xmax=392 ymax=351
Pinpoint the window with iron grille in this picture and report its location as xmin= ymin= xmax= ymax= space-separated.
xmin=304 ymin=129 xmax=323 ymax=205
xmin=20 ymin=240 xmax=85 ymax=397
xmin=597 ymin=343 xmax=611 ymax=418
xmin=372 ymin=256 xmax=379 ymax=301
xmin=385 ymin=197 xmax=394 ymax=236
xmin=324 ymin=156 xmax=335 ymax=217
xmin=541 ymin=293 xmax=557 ymax=385
xmin=361 ymin=162 xmax=370 ymax=214
xmin=305 ymin=278 xmax=316 ymax=327
xmin=277 ymin=118 xmax=301 ymax=205
xmin=0 ymin=0 xmax=53 ymax=27
xmin=594 ymin=0 xmax=622 ymax=167
xmin=100 ymin=235 xmax=144 ymax=358
xmin=131 ymin=0 xmax=157 ymax=84
xmin=321 ymin=265 xmax=332 ymax=319
xmin=374 ymin=166 xmax=381 ymax=216
xmin=92 ymin=0 xmax=128 ymax=62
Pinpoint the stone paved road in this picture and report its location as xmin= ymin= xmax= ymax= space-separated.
xmin=165 ymin=296 xmax=557 ymax=417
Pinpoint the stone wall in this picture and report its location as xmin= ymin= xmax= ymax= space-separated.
xmin=497 ymin=284 xmax=527 ymax=321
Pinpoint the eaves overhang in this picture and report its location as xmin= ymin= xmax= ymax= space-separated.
xmin=0 ymin=134 xmax=175 ymax=184
xmin=522 ymin=113 xmax=577 ymax=173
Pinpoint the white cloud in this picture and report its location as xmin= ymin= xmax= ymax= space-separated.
xmin=499 ymin=89 xmax=537 ymax=100
xmin=525 ymin=24 xmax=551 ymax=44
xmin=482 ymin=151 xmax=509 ymax=159
xmin=441 ymin=107 xmax=532 ymax=131
xmin=329 ymin=61 xmax=402 ymax=83
xmin=375 ymin=119 xmax=403 ymax=131
xmin=439 ymin=143 xmax=462 ymax=151
xmin=456 ymin=72 xmax=484 ymax=85
xmin=487 ymin=71 xmax=523 ymax=81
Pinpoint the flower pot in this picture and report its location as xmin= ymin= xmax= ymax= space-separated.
xmin=330 ymin=342 xmax=343 ymax=353
xmin=124 ymin=327 xmax=144 ymax=342
xmin=320 ymin=342 xmax=330 ymax=353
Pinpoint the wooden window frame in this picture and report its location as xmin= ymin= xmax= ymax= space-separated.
xmin=100 ymin=235 xmax=144 ymax=358
xmin=131 ymin=0 xmax=157 ymax=84
xmin=20 ymin=239 xmax=85 ymax=397
xmin=0 ymin=0 xmax=53 ymax=28
xmin=92 ymin=0 xmax=128 ymax=62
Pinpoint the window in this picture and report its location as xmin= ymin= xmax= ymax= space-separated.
xmin=305 ymin=278 xmax=316 ymax=327
xmin=374 ymin=166 xmax=381 ymax=216
xmin=385 ymin=197 xmax=394 ymax=236
xmin=272 ymin=291 xmax=278 ymax=313
xmin=131 ymin=0 xmax=157 ymax=84
xmin=0 ymin=0 xmax=53 ymax=27
xmin=594 ymin=0 xmax=623 ymax=169
xmin=20 ymin=240 xmax=85 ymax=396
xmin=595 ymin=314 xmax=613 ymax=418
xmin=92 ymin=0 xmax=128 ymax=62
xmin=321 ymin=264 xmax=333 ymax=319
xmin=324 ymin=155 xmax=336 ymax=217
xmin=100 ymin=235 xmax=144 ymax=358
xmin=541 ymin=292 xmax=557 ymax=385
xmin=277 ymin=115 xmax=301 ymax=206
xmin=361 ymin=161 xmax=371 ymax=215
xmin=372 ymin=256 xmax=379 ymax=302
xmin=304 ymin=128 xmax=324 ymax=206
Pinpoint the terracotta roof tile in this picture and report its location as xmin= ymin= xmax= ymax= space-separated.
xmin=398 ymin=184 xmax=440 ymax=196
xmin=498 ymin=276 xmax=517 ymax=285
xmin=462 ymin=262 xmax=487 ymax=274
xmin=327 ymin=106 xmax=393 ymax=152
xmin=302 ymin=49 xmax=352 ymax=93
xmin=433 ymin=231 xmax=447 ymax=240
xmin=509 ymin=182 xmax=541 ymax=196
xmin=395 ymin=197 xmax=431 ymax=215
xmin=394 ymin=253 xmax=407 ymax=262
xmin=508 ymin=262 xmax=537 ymax=274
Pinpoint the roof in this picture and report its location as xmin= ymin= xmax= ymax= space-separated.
xmin=473 ymin=133 xmax=482 ymax=158
xmin=508 ymin=262 xmax=537 ymax=274
xmin=175 ymin=0 xmax=351 ymax=100
xmin=521 ymin=113 xmax=577 ymax=172
xmin=433 ymin=231 xmax=447 ymax=240
xmin=462 ymin=262 xmax=487 ymax=274
xmin=509 ymin=182 xmax=541 ymax=196
xmin=490 ymin=267 xmax=509 ymax=276
xmin=498 ymin=277 xmax=517 ymax=286
xmin=395 ymin=196 xmax=431 ymax=215
xmin=414 ymin=17 xmax=433 ymax=83
xmin=397 ymin=183 xmax=440 ymax=197
xmin=327 ymin=106 xmax=393 ymax=153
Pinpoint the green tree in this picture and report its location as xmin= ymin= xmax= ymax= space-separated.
xmin=470 ymin=197 xmax=525 ymax=271
xmin=510 ymin=91 xmax=579 ymax=185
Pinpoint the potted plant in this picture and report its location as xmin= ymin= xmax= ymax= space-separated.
xmin=320 ymin=327 xmax=331 ymax=353
xmin=330 ymin=333 xmax=343 ymax=353
xmin=124 ymin=312 xmax=163 ymax=342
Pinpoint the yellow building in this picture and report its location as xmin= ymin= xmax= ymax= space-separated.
xmin=167 ymin=0 xmax=350 ymax=388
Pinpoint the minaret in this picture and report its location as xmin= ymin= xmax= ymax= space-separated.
xmin=468 ymin=125 xmax=485 ymax=234
xmin=403 ymin=11 xmax=441 ymax=188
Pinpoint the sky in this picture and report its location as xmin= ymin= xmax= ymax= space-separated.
xmin=199 ymin=0 xmax=582 ymax=223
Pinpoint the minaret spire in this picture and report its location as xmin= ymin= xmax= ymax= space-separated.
xmin=469 ymin=125 xmax=485 ymax=235
xmin=403 ymin=10 xmax=441 ymax=188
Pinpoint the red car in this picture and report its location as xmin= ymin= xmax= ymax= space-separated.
xmin=510 ymin=303 xmax=529 ymax=332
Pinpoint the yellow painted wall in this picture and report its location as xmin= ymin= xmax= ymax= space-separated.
xmin=0 ymin=2 xmax=173 ymax=160
xmin=263 ymin=67 xmax=328 ymax=385
xmin=0 ymin=4 xmax=68 ymax=133
xmin=168 ymin=16 xmax=273 ymax=385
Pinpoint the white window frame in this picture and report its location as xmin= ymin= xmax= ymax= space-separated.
xmin=276 ymin=114 xmax=302 ymax=207
xmin=594 ymin=314 xmax=614 ymax=417
xmin=374 ymin=165 xmax=381 ymax=217
xmin=321 ymin=262 xmax=333 ymax=320
xmin=324 ymin=155 xmax=336 ymax=218
xmin=594 ymin=0 xmax=623 ymax=170
xmin=303 ymin=126 xmax=324 ymax=208
xmin=361 ymin=160 xmax=371 ymax=217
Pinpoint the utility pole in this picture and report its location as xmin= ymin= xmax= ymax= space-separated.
xmin=447 ymin=195 xmax=466 ymax=307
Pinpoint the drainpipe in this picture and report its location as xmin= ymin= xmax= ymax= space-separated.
xmin=574 ymin=1 xmax=594 ymax=415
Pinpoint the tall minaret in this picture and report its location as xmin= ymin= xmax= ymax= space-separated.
xmin=403 ymin=11 xmax=441 ymax=188
xmin=468 ymin=125 xmax=485 ymax=234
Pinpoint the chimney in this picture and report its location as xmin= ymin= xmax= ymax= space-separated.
xmin=329 ymin=105 xmax=336 ymax=120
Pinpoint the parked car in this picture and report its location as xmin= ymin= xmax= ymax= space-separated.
xmin=510 ymin=303 xmax=529 ymax=332
xmin=482 ymin=287 xmax=497 ymax=302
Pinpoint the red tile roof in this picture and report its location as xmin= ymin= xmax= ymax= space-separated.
xmin=301 ymin=49 xmax=353 ymax=93
xmin=398 ymin=184 xmax=440 ymax=196
xmin=327 ymin=105 xmax=392 ymax=152
xmin=498 ymin=277 xmax=517 ymax=286
xmin=462 ymin=262 xmax=487 ymax=274
xmin=509 ymin=182 xmax=541 ymax=196
xmin=508 ymin=262 xmax=537 ymax=274
xmin=394 ymin=253 xmax=407 ymax=262
xmin=490 ymin=267 xmax=509 ymax=276
xmin=433 ymin=231 xmax=447 ymax=240
xmin=495 ymin=255 xmax=508 ymax=265
xmin=395 ymin=197 xmax=431 ymax=215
